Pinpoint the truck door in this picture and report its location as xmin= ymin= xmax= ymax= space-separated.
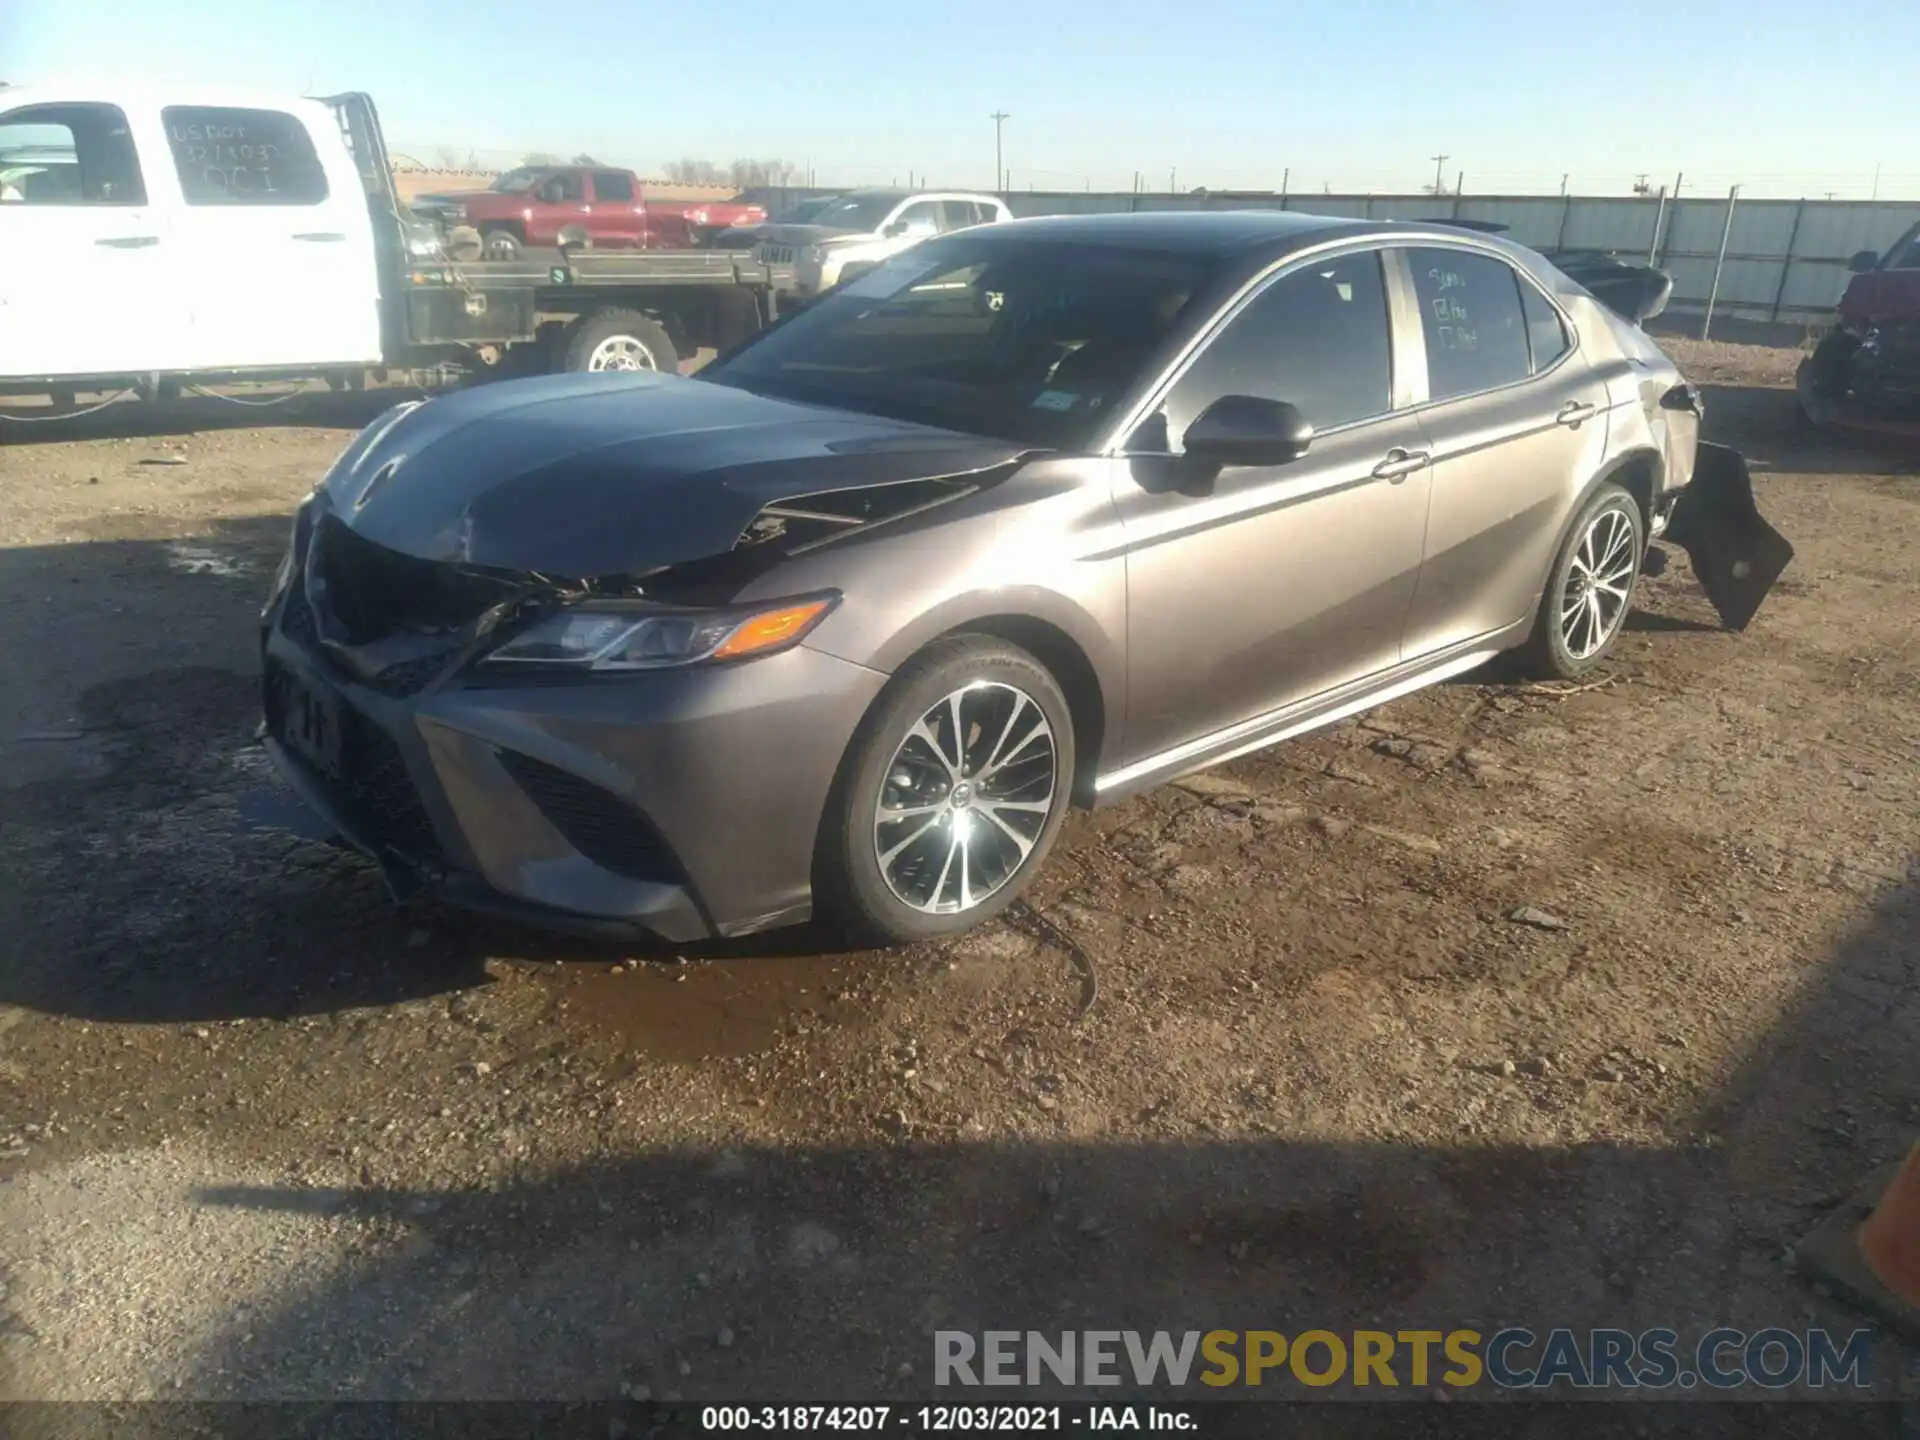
xmin=0 ymin=98 xmax=187 ymax=379
xmin=156 ymin=100 xmax=382 ymax=370
xmin=589 ymin=170 xmax=642 ymax=247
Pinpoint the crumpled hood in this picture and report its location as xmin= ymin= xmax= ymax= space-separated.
xmin=322 ymin=373 xmax=1030 ymax=577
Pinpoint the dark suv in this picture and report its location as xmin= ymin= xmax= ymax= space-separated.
xmin=1800 ymin=222 xmax=1920 ymax=428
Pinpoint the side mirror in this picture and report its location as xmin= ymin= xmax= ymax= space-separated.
xmin=1181 ymin=395 xmax=1314 ymax=466
xmin=1849 ymin=250 xmax=1880 ymax=274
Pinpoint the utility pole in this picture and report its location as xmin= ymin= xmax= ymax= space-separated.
xmin=1169 ymin=166 xmax=1177 ymax=192
xmin=1430 ymin=153 xmax=1449 ymax=195
xmin=990 ymin=111 xmax=1010 ymax=193
xmin=1560 ymin=173 xmax=1569 ymax=196
xmin=1872 ymin=163 xmax=1882 ymax=201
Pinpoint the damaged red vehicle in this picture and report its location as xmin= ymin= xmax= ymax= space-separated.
xmin=1798 ymin=222 xmax=1920 ymax=442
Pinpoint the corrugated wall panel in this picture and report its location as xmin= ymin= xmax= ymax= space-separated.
xmin=858 ymin=190 xmax=1920 ymax=324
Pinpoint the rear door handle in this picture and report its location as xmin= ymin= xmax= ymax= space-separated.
xmin=1371 ymin=448 xmax=1431 ymax=482
xmin=292 ymin=232 xmax=347 ymax=243
xmin=1557 ymin=401 xmax=1598 ymax=427
xmin=96 ymin=235 xmax=160 ymax=248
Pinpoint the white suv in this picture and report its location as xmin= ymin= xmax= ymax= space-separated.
xmin=756 ymin=190 xmax=1012 ymax=298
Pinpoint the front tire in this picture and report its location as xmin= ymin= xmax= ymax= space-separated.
xmin=815 ymin=636 xmax=1076 ymax=945
xmin=1520 ymin=483 xmax=1644 ymax=680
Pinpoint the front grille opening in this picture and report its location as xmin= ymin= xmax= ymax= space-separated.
xmin=496 ymin=749 xmax=687 ymax=885
xmin=261 ymin=659 xmax=442 ymax=865
xmin=311 ymin=515 xmax=520 ymax=643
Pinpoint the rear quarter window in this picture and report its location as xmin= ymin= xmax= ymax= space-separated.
xmin=162 ymin=106 xmax=329 ymax=206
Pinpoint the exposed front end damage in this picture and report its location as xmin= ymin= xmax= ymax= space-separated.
xmin=1798 ymin=323 xmax=1920 ymax=445
xmin=257 ymin=379 xmax=1032 ymax=941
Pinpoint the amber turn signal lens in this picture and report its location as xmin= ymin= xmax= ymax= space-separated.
xmin=711 ymin=599 xmax=834 ymax=660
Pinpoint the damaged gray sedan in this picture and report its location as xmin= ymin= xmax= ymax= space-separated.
xmin=260 ymin=211 xmax=1790 ymax=945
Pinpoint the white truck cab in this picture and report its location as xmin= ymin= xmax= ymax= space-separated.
xmin=0 ymin=82 xmax=384 ymax=382
xmin=0 ymin=82 xmax=793 ymax=399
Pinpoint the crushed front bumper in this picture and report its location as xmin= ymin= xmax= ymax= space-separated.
xmin=1796 ymin=327 xmax=1920 ymax=444
xmin=260 ymin=610 xmax=887 ymax=943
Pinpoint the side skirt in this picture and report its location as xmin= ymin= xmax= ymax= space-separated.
xmin=1093 ymin=635 xmax=1512 ymax=804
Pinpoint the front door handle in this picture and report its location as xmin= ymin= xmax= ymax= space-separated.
xmin=1371 ymin=448 xmax=1431 ymax=482
xmin=96 ymin=235 xmax=160 ymax=248
xmin=1557 ymin=400 xmax=1598 ymax=427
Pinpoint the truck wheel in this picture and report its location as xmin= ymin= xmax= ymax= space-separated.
xmin=480 ymin=226 xmax=524 ymax=260
xmin=560 ymin=310 xmax=679 ymax=374
xmin=445 ymin=226 xmax=484 ymax=263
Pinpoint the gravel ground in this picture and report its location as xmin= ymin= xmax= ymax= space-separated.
xmin=0 ymin=357 xmax=1916 ymax=1411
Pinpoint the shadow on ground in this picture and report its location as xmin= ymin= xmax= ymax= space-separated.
xmin=0 ymin=389 xmax=424 ymax=447
xmin=167 ymin=874 xmax=1917 ymax=1418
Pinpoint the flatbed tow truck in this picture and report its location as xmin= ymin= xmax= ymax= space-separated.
xmin=0 ymin=85 xmax=794 ymax=409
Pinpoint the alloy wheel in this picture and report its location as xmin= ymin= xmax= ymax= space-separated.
xmin=872 ymin=681 xmax=1058 ymax=914
xmin=1559 ymin=507 xmax=1637 ymax=660
xmin=585 ymin=335 xmax=658 ymax=372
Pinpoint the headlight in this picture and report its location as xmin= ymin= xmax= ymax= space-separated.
xmin=481 ymin=594 xmax=837 ymax=672
xmin=1859 ymin=326 xmax=1884 ymax=354
xmin=801 ymin=245 xmax=827 ymax=265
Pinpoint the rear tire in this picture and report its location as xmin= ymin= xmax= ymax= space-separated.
xmin=480 ymin=226 xmax=524 ymax=260
xmin=814 ymin=636 xmax=1076 ymax=946
xmin=558 ymin=309 xmax=679 ymax=374
xmin=1519 ymin=483 xmax=1644 ymax=681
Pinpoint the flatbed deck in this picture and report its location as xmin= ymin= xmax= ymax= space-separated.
xmin=427 ymin=248 xmax=795 ymax=291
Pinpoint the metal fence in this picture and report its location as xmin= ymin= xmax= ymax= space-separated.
xmin=746 ymin=187 xmax=1920 ymax=328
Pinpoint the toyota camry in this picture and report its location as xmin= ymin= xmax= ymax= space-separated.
xmin=259 ymin=211 xmax=1790 ymax=945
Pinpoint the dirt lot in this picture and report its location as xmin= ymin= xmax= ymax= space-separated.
xmin=0 ymin=345 xmax=1915 ymax=1416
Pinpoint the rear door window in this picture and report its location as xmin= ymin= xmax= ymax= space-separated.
xmin=1405 ymin=247 xmax=1532 ymax=401
xmin=940 ymin=199 xmax=984 ymax=231
xmin=1160 ymin=248 xmax=1394 ymax=441
xmin=162 ymin=106 xmax=328 ymax=205
xmin=592 ymin=170 xmax=634 ymax=202
xmin=0 ymin=103 xmax=146 ymax=205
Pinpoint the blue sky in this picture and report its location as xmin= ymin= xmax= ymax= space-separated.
xmin=7 ymin=0 xmax=1919 ymax=197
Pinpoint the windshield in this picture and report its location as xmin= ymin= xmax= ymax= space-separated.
xmin=806 ymin=193 xmax=901 ymax=232
xmin=773 ymin=195 xmax=836 ymax=224
xmin=1884 ymin=224 xmax=1920 ymax=271
xmin=703 ymin=237 xmax=1212 ymax=449
xmin=490 ymin=167 xmax=544 ymax=194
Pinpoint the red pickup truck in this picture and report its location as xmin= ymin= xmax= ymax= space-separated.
xmin=411 ymin=165 xmax=767 ymax=257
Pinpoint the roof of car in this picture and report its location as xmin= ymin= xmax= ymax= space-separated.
xmin=990 ymin=209 xmax=1385 ymax=252
xmin=1 ymin=81 xmax=341 ymax=116
xmin=836 ymin=188 xmax=1004 ymax=205
xmin=969 ymin=209 xmax=1557 ymax=271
